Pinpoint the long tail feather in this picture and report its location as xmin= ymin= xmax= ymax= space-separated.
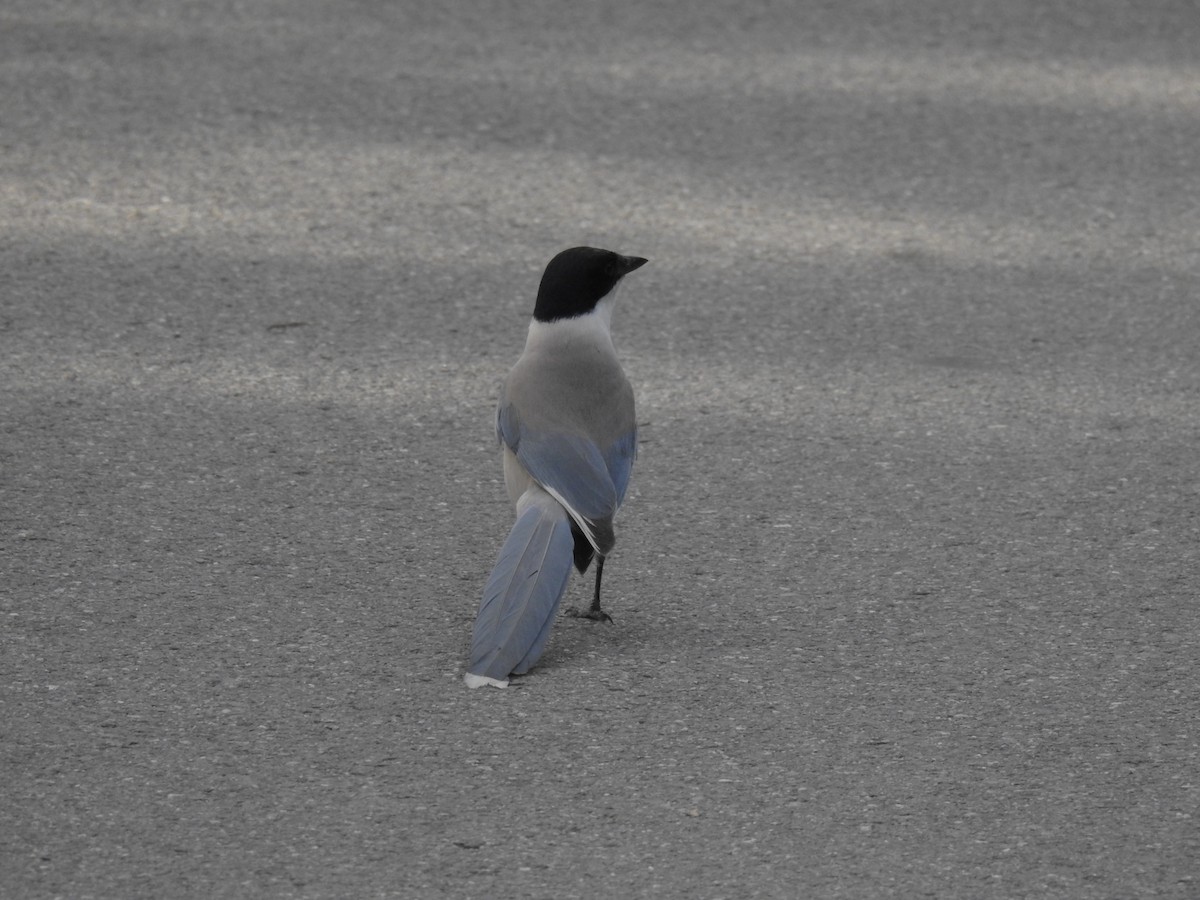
xmin=465 ymin=491 xmax=574 ymax=687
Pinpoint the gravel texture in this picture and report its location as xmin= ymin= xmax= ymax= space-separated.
xmin=3 ymin=1 xmax=1198 ymax=897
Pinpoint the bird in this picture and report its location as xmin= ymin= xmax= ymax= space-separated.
xmin=464 ymin=246 xmax=647 ymax=689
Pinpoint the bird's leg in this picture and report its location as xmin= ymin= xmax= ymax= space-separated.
xmin=571 ymin=555 xmax=613 ymax=623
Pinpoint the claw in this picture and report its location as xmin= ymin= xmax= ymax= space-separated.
xmin=569 ymin=607 xmax=613 ymax=624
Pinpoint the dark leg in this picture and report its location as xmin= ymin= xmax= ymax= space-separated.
xmin=570 ymin=555 xmax=613 ymax=622
xmin=591 ymin=556 xmax=608 ymax=617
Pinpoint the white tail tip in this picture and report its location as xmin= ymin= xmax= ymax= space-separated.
xmin=464 ymin=672 xmax=509 ymax=689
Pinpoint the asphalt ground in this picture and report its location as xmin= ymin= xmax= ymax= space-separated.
xmin=2 ymin=1 xmax=1199 ymax=897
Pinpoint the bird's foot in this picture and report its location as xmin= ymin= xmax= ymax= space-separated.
xmin=569 ymin=607 xmax=613 ymax=624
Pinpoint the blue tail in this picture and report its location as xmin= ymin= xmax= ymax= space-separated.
xmin=467 ymin=492 xmax=574 ymax=685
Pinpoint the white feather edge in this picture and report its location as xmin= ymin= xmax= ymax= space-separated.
xmin=464 ymin=672 xmax=509 ymax=689
xmin=539 ymin=484 xmax=602 ymax=553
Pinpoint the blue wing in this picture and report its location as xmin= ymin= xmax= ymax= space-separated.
xmin=603 ymin=427 xmax=637 ymax=506
xmin=498 ymin=404 xmax=628 ymax=523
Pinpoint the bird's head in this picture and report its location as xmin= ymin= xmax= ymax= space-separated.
xmin=533 ymin=247 xmax=648 ymax=323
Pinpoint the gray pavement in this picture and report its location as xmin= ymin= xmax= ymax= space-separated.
xmin=2 ymin=1 xmax=1199 ymax=897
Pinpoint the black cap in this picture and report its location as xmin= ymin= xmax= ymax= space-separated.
xmin=533 ymin=247 xmax=648 ymax=322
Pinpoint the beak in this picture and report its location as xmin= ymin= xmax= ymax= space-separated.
xmin=619 ymin=255 xmax=649 ymax=275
